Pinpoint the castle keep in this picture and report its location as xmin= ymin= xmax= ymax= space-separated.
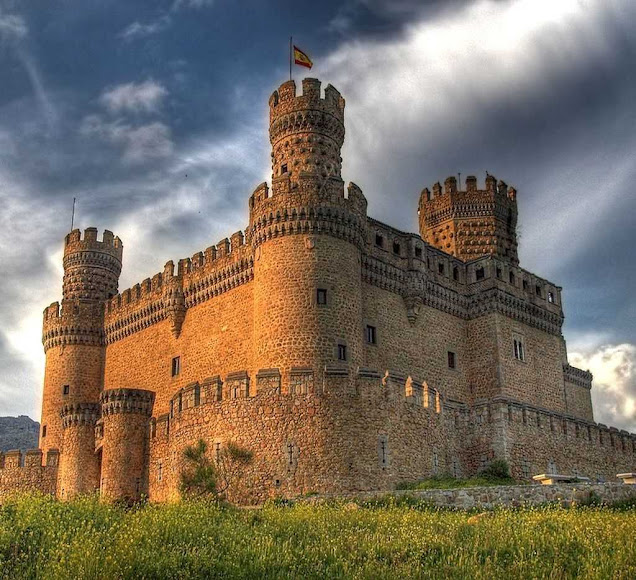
xmin=1 ymin=78 xmax=634 ymax=503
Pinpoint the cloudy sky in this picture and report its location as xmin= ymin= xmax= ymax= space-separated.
xmin=0 ymin=0 xmax=634 ymax=430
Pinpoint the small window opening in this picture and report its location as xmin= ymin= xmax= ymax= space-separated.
xmin=548 ymin=291 xmax=555 ymax=303
xmin=414 ymin=246 xmax=422 ymax=258
xmin=281 ymin=163 xmax=288 ymax=174
xmin=476 ymin=267 xmax=485 ymax=281
xmin=194 ymin=385 xmax=201 ymax=407
xmin=513 ymin=337 xmax=525 ymax=361
xmin=63 ymin=384 xmax=70 ymax=396
xmin=338 ymin=343 xmax=347 ymax=361
xmin=316 ymin=288 xmax=327 ymax=305
xmin=509 ymin=271 xmax=515 ymax=285
xmin=375 ymin=233 xmax=384 ymax=247
xmin=448 ymin=351 xmax=456 ymax=369
xmin=535 ymin=284 xmax=542 ymax=296
xmin=42 ymin=425 xmax=47 ymax=438
xmin=171 ymin=356 xmax=181 ymax=377
xmin=178 ymin=393 xmax=183 ymax=413
xmin=452 ymin=266 xmax=459 ymax=281
xmin=392 ymin=241 xmax=401 ymax=255
xmin=496 ymin=267 xmax=502 ymax=279
xmin=522 ymin=279 xmax=529 ymax=290
xmin=438 ymin=262 xmax=445 ymax=275
xmin=366 ymin=325 xmax=377 ymax=345
xmin=379 ymin=437 xmax=388 ymax=468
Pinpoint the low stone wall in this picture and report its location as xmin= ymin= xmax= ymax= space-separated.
xmin=306 ymin=482 xmax=636 ymax=510
xmin=0 ymin=449 xmax=59 ymax=501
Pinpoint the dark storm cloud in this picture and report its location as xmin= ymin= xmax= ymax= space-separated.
xmin=0 ymin=0 xmax=634 ymax=429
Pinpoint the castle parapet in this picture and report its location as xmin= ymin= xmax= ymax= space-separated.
xmin=61 ymin=402 xmax=101 ymax=428
xmin=63 ymin=228 xmax=123 ymax=301
xmin=101 ymin=388 xmax=155 ymax=416
xmin=42 ymin=299 xmax=104 ymax=352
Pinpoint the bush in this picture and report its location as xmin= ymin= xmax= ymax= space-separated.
xmin=479 ymin=460 xmax=512 ymax=481
xmin=180 ymin=439 xmax=253 ymax=501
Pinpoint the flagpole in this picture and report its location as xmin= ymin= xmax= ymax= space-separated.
xmin=289 ymin=36 xmax=292 ymax=81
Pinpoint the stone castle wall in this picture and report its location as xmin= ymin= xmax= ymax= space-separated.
xmin=0 ymin=449 xmax=59 ymax=499
xmin=148 ymin=368 xmax=447 ymax=504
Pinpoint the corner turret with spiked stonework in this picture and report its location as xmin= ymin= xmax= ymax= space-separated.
xmin=418 ymin=175 xmax=518 ymax=264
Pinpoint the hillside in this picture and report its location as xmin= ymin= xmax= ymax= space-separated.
xmin=0 ymin=416 xmax=39 ymax=452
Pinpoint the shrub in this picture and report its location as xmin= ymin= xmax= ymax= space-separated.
xmin=479 ymin=460 xmax=512 ymax=481
xmin=180 ymin=439 xmax=253 ymax=501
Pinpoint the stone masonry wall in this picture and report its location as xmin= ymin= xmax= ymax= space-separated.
xmin=149 ymin=369 xmax=448 ymax=504
xmin=0 ymin=449 xmax=59 ymax=501
xmin=308 ymin=482 xmax=636 ymax=510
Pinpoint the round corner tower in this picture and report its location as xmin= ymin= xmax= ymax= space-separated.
xmin=249 ymin=78 xmax=368 ymax=381
xmin=418 ymin=174 xmax=518 ymax=264
xmin=41 ymin=227 xmax=122 ymax=496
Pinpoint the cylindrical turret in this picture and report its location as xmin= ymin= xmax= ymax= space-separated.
xmin=40 ymin=228 xmax=122 ymax=464
xmin=62 ymin=227 xmax=123 ymax=301
xmin=100 ymin=388 xmax=155 ymax=503
xmin=58 ymin=403 xmax=101 ymax=498
xmin=249 ymin=79 xmax=367 ymax=383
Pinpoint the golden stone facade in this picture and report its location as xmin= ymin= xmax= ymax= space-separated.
xmin=1 ymin=78 xmax=635 ymax=503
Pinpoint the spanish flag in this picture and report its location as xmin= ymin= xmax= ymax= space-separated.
xmin=293 ymin=45 xmax=313 ymax=69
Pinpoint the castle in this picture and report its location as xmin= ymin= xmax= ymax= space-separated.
xmin=1 ymin=77 xmax=634 ymax=503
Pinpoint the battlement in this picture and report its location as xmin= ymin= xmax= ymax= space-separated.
xmin=420 ymin=175 xmax=517 ymax=204
xmin=101 ymin=388 xmax=155 ymax=416
xmin=418 ymin=174 xmax=519 ymax=264
xmin=466 ymin=397 xmax=636 ymax=456
xmin=63 ymin=228 xmax=123 ymax=301
xmin=0 ymin=448 xmax=59 ymax=470
xmin=61 ymin=402 xmax=101 ymax=428
xmin=164 ymin=367 xmax=444 ymax=423
xmin=103 ymin=230 xmax=254 ymax=342
xmin=64 ymin=228 xmax=123 ymax=259
xmin=269 ymin=78 xmax=345 ymax=123
xmin=42 ymin=299 xmax=104 ymax=352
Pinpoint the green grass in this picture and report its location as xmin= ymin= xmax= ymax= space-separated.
xmin=1 ymin=493 xmax=635 ymax=579
xmin=396 ymin=474 xmax=519 ymax=490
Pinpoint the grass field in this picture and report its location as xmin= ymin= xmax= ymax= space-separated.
xmin=1 ymin=493 xmax=634 ymax=579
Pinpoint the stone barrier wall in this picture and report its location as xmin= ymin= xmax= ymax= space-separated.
xmin=307 ymin=482 xmax=636 ymax=510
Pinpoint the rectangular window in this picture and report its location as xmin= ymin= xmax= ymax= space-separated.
xmin=447 ymin=351 xmax=456 ymax=369
xmin=414 ymin=246 xmax=422 ymax=258
xmin=438 ymin=262 xmax=444 ymax=275
xmin=42 ymin=425 xmax=47 ymax=438
xmin=476 ymin=267 xmax=485 ymax=281
xmin=281 ymin=163 xmax=288 ymax=174
xmin=375 ymin=234 xmax=384 ymax=247
xmin=338 ymin=343 xmax=347 ymax=361
xmin=392 ymin=241 xmax=401 ymax=255
xmin=548 ymin=291 xmax=554 ymax=303
xmin=194 ymin=385 xmax=201 ymax=407
xmin=171 ymin=356 xmax=181 ymax=377
xmin=63 ymin=384 xmax=70 ymax=396
xmin=496 ymin=267 xmax=502 ymax=279
xmin=535 ymin=284 xmax=542 ymax=296
xmin=365 ymin=325 xmax=377 ymax=345
xmin=513 ymin=336 xmax=525 ymax=361
xmin=453 ymin=266 xmax=459 ymax=281
xmin=522 ymin=279 xmax=529 ymax=290
xmin=509 ymin=271 xmax=515 ymax=285
xmin=316 ymin=288 xmax=327 ymax=305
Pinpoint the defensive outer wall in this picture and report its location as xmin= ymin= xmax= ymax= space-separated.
xmin=1 ymin=78 xmax=634 ymax=503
